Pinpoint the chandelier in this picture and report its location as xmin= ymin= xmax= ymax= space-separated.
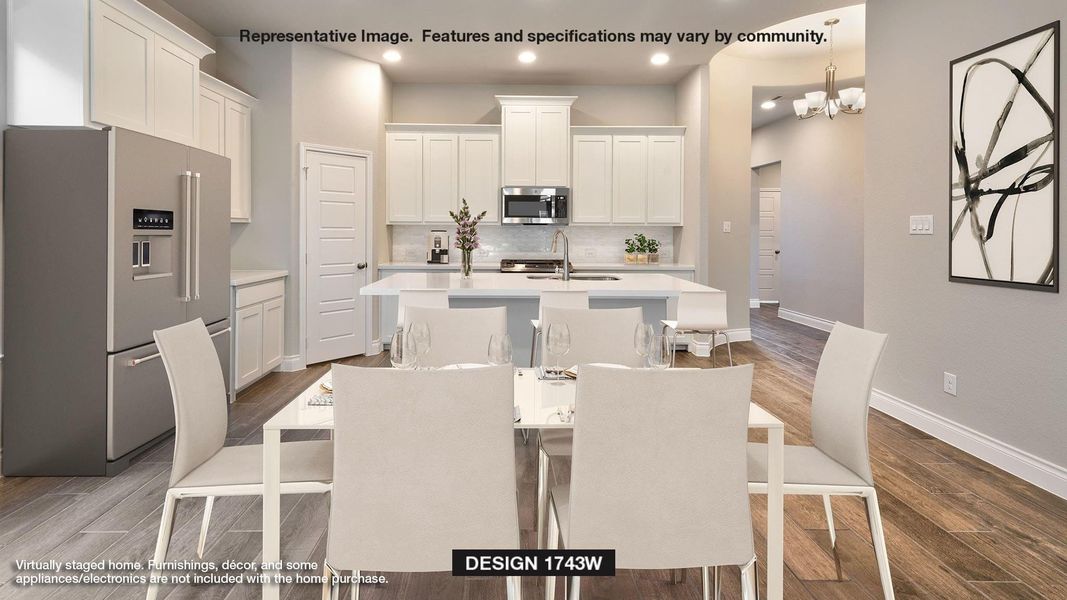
xmin=792 ymin=18 xmax=864 ymax=119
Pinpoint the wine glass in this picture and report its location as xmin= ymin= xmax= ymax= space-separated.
xmin=647 ymin=334 xmax=674 ymax=370
xmin=487 ymin=333 xmax=514 ymax=366
xmin=407 ymin=321 xmax=431 ymax=368
xmin=390 ymin=329 xmax=417 ymax=370
xmin=544 ymin=323 xmax=571 ymax=378
xmin=634 ymin=323 xmax=654 ymax=366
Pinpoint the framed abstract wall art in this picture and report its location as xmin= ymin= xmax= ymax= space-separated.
xmin=950 ymin=21 xmax=1059 ymax=292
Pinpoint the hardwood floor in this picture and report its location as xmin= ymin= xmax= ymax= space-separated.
xmin=1 ymin=305 xmax=1066 ymax=599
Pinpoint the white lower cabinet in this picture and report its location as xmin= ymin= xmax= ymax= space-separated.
xmin=231 ymin=274 xmax=286 ymax=396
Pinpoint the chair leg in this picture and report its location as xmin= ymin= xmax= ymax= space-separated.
xmin=823 ymin=495 xmax=837 ymax=549
xmin=865 ymin=490 xmax=896 ymax=600
xmin=713 ymin=566 xmax=721 ymax=600
xmin=146 ymin=492 xmax=178 ymax=600
xmin=197 ymin=496 xmax=214 ymax=559
xmin=545 ymin=506 xmax=560 ymax=600
xmin=537 ymin=446 xmax=550 ymax=549
xmin=321 ymin=563 xmax=333 ymax=600
xmin=566 ymin=576 xmax=580 ymax=600
xmin=740 ymin=558 xmax=757 ymax=600
xmin=522 ymin=430 xmax=530 ymax=445
xmin=670 ymin=569 xmax=687 ymax=583
xmin=530 ymin=327 xmax=540 ymax=368
xmin=351 ymin=570 xmax=360 ymax=600
xmin=722 ymin=330 xmax=733 ymax=366
xmin=701 ymin=566 xmax=710 ymax=600
xmin=507 ymin=575 xmax=522 ymax=600
xmin=710 ymin=331 xmax=717 ymax=367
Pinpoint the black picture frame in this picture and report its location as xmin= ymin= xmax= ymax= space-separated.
xmin=949 ymin=21 xmax=1060 ymax=292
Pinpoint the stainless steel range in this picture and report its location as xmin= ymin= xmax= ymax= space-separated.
xmin=499 ymin=258 xmax=573 ymax=273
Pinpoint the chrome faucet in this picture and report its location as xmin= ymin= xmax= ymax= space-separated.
xmin=551 ymin=229 xmax=571 ymax=281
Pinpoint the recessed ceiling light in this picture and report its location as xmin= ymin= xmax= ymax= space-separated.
xmin=760 ymin=100 xmax=777 ymax=110
xmin=382 ymin=50 xmax=401 ymax=63
xmin=518 ymin=51 xmax=537 ymax=64
xmin=650 ymin=53 xmax=670 ymax=66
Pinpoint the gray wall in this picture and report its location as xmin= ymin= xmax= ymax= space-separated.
xmin=752 ymin=113 xmax=864 ymax=325
xmin=674 ymin=66 xmax=710 ymax=282
xmin=866 ymin=0 xmax=1067 ymax=471
xmin=391 ymin=83 xmax=676 ymax=125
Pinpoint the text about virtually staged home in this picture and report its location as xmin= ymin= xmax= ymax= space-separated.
xmin=1 ymin=1 xmax=1065 ymax=600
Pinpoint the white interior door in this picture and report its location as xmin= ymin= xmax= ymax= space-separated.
xmin=306 ymin=150 xmax=369 ymax=364
xmin=758 ymin=188 xmax=781 ymax=302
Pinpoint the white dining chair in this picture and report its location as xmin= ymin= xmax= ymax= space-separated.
xmin=534 ymin=306 xmax=645 ymax=549
xmin=396 ymin=289 xmax=449 ymax=331
xmin=660 ymin=290 xmax=731 ymax=366
xmin=747 ymin=322 xmax=893 ymax=599
xmin=545 ymin=365 xmax=758 ymax=600
xmin=146 ymin=319 xmax=332 ymax=600
xmin=402 ymin=306 xmax=507 ymax=368
xmin=325 ymin=364 xmax=521 ymax=600
xmin=529 ymin=291 xmax=589 ymax=367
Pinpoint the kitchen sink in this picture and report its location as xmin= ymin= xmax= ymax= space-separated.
xmin=525 ymin=274 xmax=621 ymax=281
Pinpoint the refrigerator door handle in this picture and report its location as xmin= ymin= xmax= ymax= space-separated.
xmin=193 ymin=172 xmax=202 ymax=300
xmin=127 ymin=327 xmax=231 ymax=367
xmin=181 ymin=171 xmax=192 ymax=302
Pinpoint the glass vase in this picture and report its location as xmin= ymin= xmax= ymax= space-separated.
xmin=461 ymin=249 xmax=473 ymax=279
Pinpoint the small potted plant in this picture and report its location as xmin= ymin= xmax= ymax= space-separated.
xmin=646 ymin=237 xmax=661 ymax=263
xmin=624 ymin=237 xmax=639 ymax=264
xmin=449 ymin=199 xmax=486 ymax=279
xmin=634 ymin=233 xmax=650 ymax=264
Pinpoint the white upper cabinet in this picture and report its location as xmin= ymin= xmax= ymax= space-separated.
xmin=200 ymin=74 xmax=256 ymax=223
xmin=498 ymin=96 xmax=576 ymax=187
xmin=459 ymin=133 xmax=501 ymax=223
xmin=647 ymin=135 xmax=683 ymax=224
xmin=386 ymin=132 xmax=424 ymax=223
xmin=612 ymin=136 xmax=649 ymax=224
xmin=422 ymin=134 xmax=460 ymax=223
xmin=571 ymin=135 xmax=613 ymax=224
xmin=8 ymin=0 xmax=213 ymax=143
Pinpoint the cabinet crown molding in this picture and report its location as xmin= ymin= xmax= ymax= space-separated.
xmin=200 ymin=73 xmax=258 ymax=105
xmin=385 ymin=123 xmax=501 ymax=133
xmin=100 ymin=0 xmax=215 ymax=59
xmin=496 ymin=95 xmax=578 ymax=107
xmin=571 ymin=125 xmax=687 ymax=135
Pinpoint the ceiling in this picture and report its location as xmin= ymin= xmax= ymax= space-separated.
xmin=751 ymin=77 xmax=865 ymax=129
xmin=724 ymin=4 xmax=864 ymax=60
xmin=162 ymin=0 xmax=860 ymax=85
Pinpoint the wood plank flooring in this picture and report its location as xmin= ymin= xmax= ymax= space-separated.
xmin=1 ymin=305 xmax=1065 ymax=599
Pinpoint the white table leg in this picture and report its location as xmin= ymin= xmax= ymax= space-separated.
xmin=263 ymin=428 xmax=281 ymax=600
xmin=766 ymin=427 xmax=784 ymax=600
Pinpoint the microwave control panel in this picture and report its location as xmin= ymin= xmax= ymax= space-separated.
xmin=133 ymin=209 xmax=174 ymax=230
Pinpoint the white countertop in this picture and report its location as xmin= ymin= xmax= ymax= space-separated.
xmin=230 ymin=269 xmax=289 ymax=287
xmin=378 ymin=262 xmax=696 ymax=272
xmin=361 ymin=271 xmax=716 ymax=297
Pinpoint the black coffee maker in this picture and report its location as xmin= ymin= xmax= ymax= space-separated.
xmin=427 ymin=229 xmax=449 ymax=264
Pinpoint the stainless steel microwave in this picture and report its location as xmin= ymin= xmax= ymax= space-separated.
xmin=500 ymin=186 xmax=569 ymax=225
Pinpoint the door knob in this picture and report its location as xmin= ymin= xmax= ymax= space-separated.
xmin=357 ymin=262 xmax=367 ymax=270
xmin=774 ymin=249 xmax=781 ymax=255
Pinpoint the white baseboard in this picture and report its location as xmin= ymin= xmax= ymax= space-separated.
xmin=368 ymin=338 xmax=382 ymax=355
xmin=777 ymin=307 xmax=834 ymax=332
xmin=871 ymin=388 xmax=1067 ymax=500
xmin=749 ymin=298 xmax=760 ymax=309
xmin=279 ymin=354 xmax=306 ymax=372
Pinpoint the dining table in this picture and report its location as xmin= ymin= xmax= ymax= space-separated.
xmin=260 ymin=367 xmax=786 ymax=600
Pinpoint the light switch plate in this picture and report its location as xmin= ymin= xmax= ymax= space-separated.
xmin=910 ymin=215 xmax=934 ymax=235
xmin=722 ymin=221 xmax=732 ymax=233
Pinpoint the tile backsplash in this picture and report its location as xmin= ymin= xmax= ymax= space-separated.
xmin=390 ymin=225 xmax=676 ymax=264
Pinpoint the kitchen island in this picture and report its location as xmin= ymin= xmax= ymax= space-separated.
xmin=361 ymin=271 xmax=719 ymax=362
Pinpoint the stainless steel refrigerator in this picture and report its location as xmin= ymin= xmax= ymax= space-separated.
xmin=3 ymin=127 xmax=231 ymax=476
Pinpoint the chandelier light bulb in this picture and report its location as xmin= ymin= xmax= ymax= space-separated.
xmin=793 ymin=99 xmax=809 ymax=117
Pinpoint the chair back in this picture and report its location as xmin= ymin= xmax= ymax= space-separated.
xmin=328 ymin=365 xmax=519 ymax=571
xmin=567 ymin=365 xmax=755 ymax=569
xmin=538 ymin=290 xmax=589 ymax=323
xmin=403 ymin=306 xmax=507 ymax=368
xmin=153 ymin=319 xmax=228 ymax=487
xmin=674 ymin=290 xmax=729 ymax=331
xmin=396 ymin=289 xmax=449 ymax=330
xmin=540 ymin=306 xmax=645 ymax=368
xmin=810 ymin=322 xmax=888 ymax=485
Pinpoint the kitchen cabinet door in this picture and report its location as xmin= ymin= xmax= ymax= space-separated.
xmin=235 ymin=303 xmax=263 ymax=389
xmin=90 ymin=0 xmax=154 ymax=133
xmin=647 ymin=135 xmax=683 ymax=224
xmin=422 ymin=134 xmax=459 ymax=223
xmin=571 ymin=135 xmax=613 ymax=223
xmin=459 ymin=133 xmax=500 ymax=223
xmin=502 ymin=106 xmax=537 ymax=186
xmin=153 ymin=36 xmax=199 ymax=146
xmin=261 ymin=297 xmax=285 ymax=372
xmin=611 ymin=136 xmax=648 ymax=223
xmin=198 ymin=87 xmax=225 ymax=155
xmin=387 ymin=132 xmax=424 ymax=222
xmin=535 ymin=105 xmax=570 ymax=186
xmin=225 ymin=98 xmax=252 ymax=222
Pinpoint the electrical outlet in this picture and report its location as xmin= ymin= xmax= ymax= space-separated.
xmin=583 ymin=248 xmax=596 ymax=258
xmin=910 ymin=215 xmax=934 ymax=235
xmin=722 ymin=221 xmax=732 ymax=233
xmin=943 ymin=372 xmax=957 ymax=396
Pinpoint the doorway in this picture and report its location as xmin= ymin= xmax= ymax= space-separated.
xmin=299 ymin=144 xmax=374 ymax=366
xmin=752 ymin=162 xmax=781 ymax=306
